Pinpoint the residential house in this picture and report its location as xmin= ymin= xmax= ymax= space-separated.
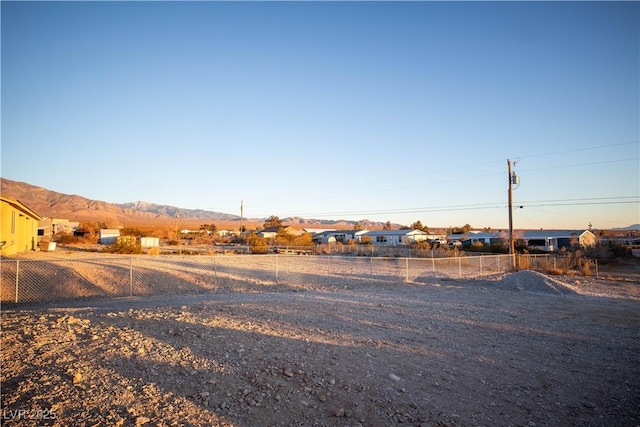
xmin=0 ymin=196 xmax=43 ymax=256
xmin=461 ymin=232 xmax=503 ymax=247
xmin=259 ymin=225 xmax=304 ymax=240
xmin=38 ymin=218 xmax=79 ymax=242
xmin=361 ymin=229 xmax=429 ymax=246
xmin=524 ymin=230 xmax=595 ymax=252
xmin=312 ymin=229 xmax=369 ymax=244
xmin=460 ymin=230 xmax=596 ymax=252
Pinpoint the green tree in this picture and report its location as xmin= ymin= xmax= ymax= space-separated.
xmin=383 ymin=221 xmax=392 ymax=230
xmin=263 ymin=215 xmax=283 ymax=229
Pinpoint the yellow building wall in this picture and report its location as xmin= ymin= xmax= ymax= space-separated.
xmin=0 ymin=198 xmax=41 ymax=256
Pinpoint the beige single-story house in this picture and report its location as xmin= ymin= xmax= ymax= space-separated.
xmin=0 ymin=196 xmax=43 ymax=256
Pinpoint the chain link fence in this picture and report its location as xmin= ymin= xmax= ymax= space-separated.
xmin=1 ymin=253 xmax=514 ymax=304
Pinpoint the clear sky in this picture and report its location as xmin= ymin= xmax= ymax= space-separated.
xmin=2 ymin=1 xmax=639 ymax=230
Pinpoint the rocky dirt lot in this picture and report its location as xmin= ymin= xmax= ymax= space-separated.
xmin=2 ymin=271 xmax=639 ymax=427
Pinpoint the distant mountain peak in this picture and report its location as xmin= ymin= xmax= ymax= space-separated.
xmin=0 ymin=177 xmax=238 ymax=223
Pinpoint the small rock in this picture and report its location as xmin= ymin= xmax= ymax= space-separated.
xmin=135 ymin=416 xmax=151 ymax=425
xmin=72 ymin=372 xmax=83 ymax=384
xmin=334 ymin=408 xmax=345 ymax=417
xmin=389 ymin=373 xmax=401 ymax=381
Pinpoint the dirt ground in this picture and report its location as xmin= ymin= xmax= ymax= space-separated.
xmin=1 ymin=271 xmax=639 ymax=427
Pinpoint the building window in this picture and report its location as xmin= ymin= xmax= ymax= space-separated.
xmin=376 ymin=236 xmax=387 ymax=243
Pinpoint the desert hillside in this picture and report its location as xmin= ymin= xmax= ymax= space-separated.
xmin=0 ymin=178 xmax=385 ymax=231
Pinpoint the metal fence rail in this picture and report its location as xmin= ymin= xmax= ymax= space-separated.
xmin=1 ymin=254 xmax=514 ymax=304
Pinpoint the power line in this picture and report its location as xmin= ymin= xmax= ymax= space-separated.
xmin=282 ymin=196 xmax=638 ymax=219
xmin=517 ymin=157 xmax=639 ymax=173
xmin=520 ymin=206 xmax=635 ymax=228
xmin=262 ymin=140 xmax=639 ymax=204
xmin=511 ymin=140 xmax=639 ymax=161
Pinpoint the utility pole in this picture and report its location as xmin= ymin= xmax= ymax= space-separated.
xmin=240 ymin=200 xmax=244 ymax=233
xmin=507 ymin=159 xmax=519 ymax=269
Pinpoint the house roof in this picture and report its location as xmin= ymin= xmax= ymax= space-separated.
xmin=461 ymin=232 xmax=499 ymax=240
xmin=316 ymin=229 xmax=368 ymax=236
xmin=363 ymin=229 xmax=427 ymax=236
xmin=0 ymin=196 xmax=43 ymax=221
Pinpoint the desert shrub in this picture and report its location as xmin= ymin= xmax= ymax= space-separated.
xmin=146 ymin=246 xmax=161 ymax=255
xmin=105 ymin=240 xmax=142 ymax=254
xmin=290 ymin=233 xmax=313 ymax=247
xmin=544 ymin=266 xmax=564 ymax=276
xmin=54 ymin=233 xmax=80 ymax=244
xmin=517 ymin=254 xmax=532 ymax=270
xmin=121 ymin=227 xmax=144 ymax=238
xmin=578 ymin=258 xmax=593 ymax=276
xmin=411 ymin=241 xmax=432 ymax=250
xmin=359 ymin=236 xmax=373 ymax=245
xmin=247 ymin=235 xmax=268 ymax=254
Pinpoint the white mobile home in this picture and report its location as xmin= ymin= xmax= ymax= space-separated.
xmin=524 ymin=230 xmax=595 ymax=252
xmin=361 ymin=229 xmax=429 ymax=245
xmin=313 ymin=229 xmax=369 ymax=244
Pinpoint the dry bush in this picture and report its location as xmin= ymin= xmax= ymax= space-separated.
xmin=146 ymin=246 xmax=161 ymax=256
xmin=517 ymin=254 xmax=532 ymax=270
xmin=579 ymin=259 xmax=594 ymax=276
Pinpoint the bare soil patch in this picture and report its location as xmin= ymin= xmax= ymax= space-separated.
xmin=2 ymin=272 xmax=639 ymax=426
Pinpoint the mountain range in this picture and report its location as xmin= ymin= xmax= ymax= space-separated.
xmin=0 ymin=178 xmax=384 ymax=229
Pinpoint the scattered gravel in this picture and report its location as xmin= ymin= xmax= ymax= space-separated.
xmin=491 ymin=270 xmax=578 ymax=295
xmin=2 ymin=272 xmax=639 ymax=426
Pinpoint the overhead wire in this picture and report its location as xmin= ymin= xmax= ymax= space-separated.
xmin=282 ymin=196 xmax=639 ymax=219
xmin=268 ymin=141 xmax=639 ymax=205
xmin=251 ymin=140 xmax=639 ymax=221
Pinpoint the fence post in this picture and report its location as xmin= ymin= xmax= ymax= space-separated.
xmin=370 ymin=256 xmax=373 ymax=280
xmin=480 ymin=255 xmax=483 ymax=275
xmin=15 ymin=259 xmax=19 ymax=303
xmin=275 ymin=254 xmax=279 ymax=285
xmin=129 ymin=257 xmax=133 ymax=297
xmin=405 ymin=258 xmax=409 ymax=283
xmin=431 ymin=257 xmax=435 ymax=274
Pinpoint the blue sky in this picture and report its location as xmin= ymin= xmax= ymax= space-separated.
xmin=2 ymin=1 xmax=638 ymax=230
